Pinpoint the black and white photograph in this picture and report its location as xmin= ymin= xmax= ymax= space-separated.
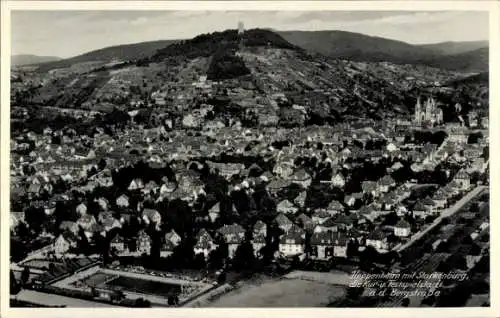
xmin=2 ymin=1 xmax=496 ymax=314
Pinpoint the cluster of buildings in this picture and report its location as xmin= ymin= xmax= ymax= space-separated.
xmin=9 ymin=40 xmax=489 ymax=278
xmin=10 ymin=102 xmax=488 ymax=264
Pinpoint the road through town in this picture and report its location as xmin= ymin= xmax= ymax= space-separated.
xmin=395 ymin=185 xmax=487 ymax=253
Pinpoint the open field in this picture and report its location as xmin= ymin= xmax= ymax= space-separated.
xmin=284 ymin=270 xmax=351 ymax=286
xmin=208 ymin=276 xmax=346 ymax=307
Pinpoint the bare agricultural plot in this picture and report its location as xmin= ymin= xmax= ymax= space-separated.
xmin=208 ymin=278 xmax=345 ymax=307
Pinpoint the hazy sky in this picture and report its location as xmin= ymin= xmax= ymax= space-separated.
xmin=11 ymin=11 xmax=489 ymax=58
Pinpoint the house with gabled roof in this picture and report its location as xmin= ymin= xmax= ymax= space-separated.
xmin=310 ymin=231 xmax=349 ymax=260
xmin=412 ymin=201 xmax=429 ymax=219
xmin=54 ymin=233 xmax=77 ymax=256
xmin=159 ymin=181 xmax=177 ymax=197
xmin=161 ymin=230 xmax=182 ymax=257
xmin=142 ymin=208 xmax=161 ymax=226
xmin=293 ymin=191 xmax=307 ymax=208
xmin=432 ymin=192 xmax=448 ymax=208
xmin=116 ymin=194 xmax=129 ymax=208
xmin=366 ymin=230 xmax=389 ymax=252
xmin=274 ymin=213 xmax=294 ymax=233
xmin=110 ymin=234 xmax=126 ymax=253
xmin=380 ymin=192 xmax=397 ymax=211
xmin=168 ymin=187 xmax=194 ymax=203
xmin=279 ymin=225 xmax=305 ymax=257
xmin=468 ymin=157 xmax=486 ymax=174
xmin=454 ymin=170 xmax=471 ymax=190
xmin=246 ymin=162 xmax=264 ymax=177
xmin=76 ymin=214 xmax=97 ymax=231
xmin=128 ymin=178 xmax=144 ymax=191
xmin=253 ymin=220 xmax=267 ymax=238
xmin=325 ymin=200 xmax=344 ymax=215
xmin=217 ymin=223 xmax=246 ymax=258
xmin=295 ymin=213 xmax=314 ymax=232
xmin=289 ymin=169 xmax=312 ymax=188
xmin=361 ymin=180 xmax=379 ymax=197
xmin=394 ymin=219 xmax=411 ymax=237
xmin=101 ymin=216 xmax=122 ymax=232
xmin=331 ymin=214 xmax=357 ymax=231
xmin=75 ymin=202 xmax=87 ymax=216
xmin=311 ymin=210 xmax=331 ymax=225
xmin=331 ymin=173 xmax=346 ymax=188
xmin=59 ymin=221 xmax=79 ymax=236
xmin=267 ymin=178 xmax=292 ymax=196
xmin=313 ymin=217 xmax=338 ymax=233
xmin=422 ymin=196 xmax=438 ymax=213
xmin=27 ymin=183 xmax=41 ymax=197
xmin=142 ymin=180 xmax=159 ymax=196
xmin=378 ymin=175 xmax=396 ymax=193
xmin=207 ymin=202 xmax=221 ymax=223
xmin=277 ymin=199 xmax=298 ymax=215
xmin=96 ymin=197 xmax=110 ymax=211
xmin=273 ymin=159 xmax=295 ymax=179
xmin=344 ymin=193 xmax=363 ymax=207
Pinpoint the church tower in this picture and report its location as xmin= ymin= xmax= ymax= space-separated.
xmin=425 ymin=97 xmax=433 ymax=121
xmin=415 ymin=96 xmax=422 ymax=125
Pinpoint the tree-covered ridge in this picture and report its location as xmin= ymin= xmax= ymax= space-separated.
xmin=151 ymin=28 xmax=300 ymax=62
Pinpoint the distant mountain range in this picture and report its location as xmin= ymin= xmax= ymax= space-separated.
xmin=278 ymin=30 xmax=488 ymax=73
xmin=418 ymin=40 xmax=488 ymax=55
xmin=11 ymin=54 xmax=61 ymax=66
xmin=18 ymin=40 xmax=179 ymax=72
xmin=17 ymin=30 xmax=488 ymax=73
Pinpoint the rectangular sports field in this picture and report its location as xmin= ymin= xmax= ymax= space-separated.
xmin=102 ymin=276 xmax=182 ymax=298
xmin=52 ymin=266 xmax=214 ymax=306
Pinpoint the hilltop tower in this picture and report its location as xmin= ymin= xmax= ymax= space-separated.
xmin=238 ymin=21 xmax=245 ymax=51
xmin=238 ymin=21 xmax=244 ymax=35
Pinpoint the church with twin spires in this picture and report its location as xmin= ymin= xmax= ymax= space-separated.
xmin=414 ymin=96 xmax=443 ymax=127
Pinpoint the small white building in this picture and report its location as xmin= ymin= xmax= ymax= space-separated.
xmin=394 ymin=219 xmax=411 ymax=237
